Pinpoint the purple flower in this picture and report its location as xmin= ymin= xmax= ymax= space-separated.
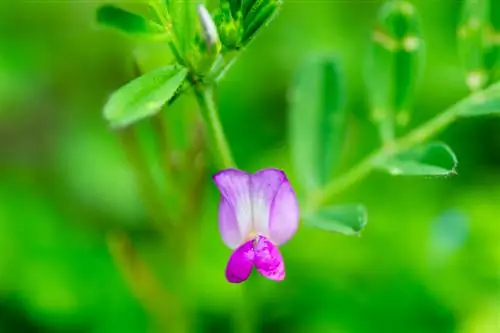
xmin=213 ymin=168 xmax=299 ymax=283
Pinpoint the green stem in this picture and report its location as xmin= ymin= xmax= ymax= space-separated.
xmin=192 ymin=84 xmax=236 ymax=169
xmin=307 ymin=97 xmax=462 ymax=212
xmin=119 ymin=128 xmax=172 ymax=232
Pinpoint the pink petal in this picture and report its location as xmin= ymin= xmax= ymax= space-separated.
xmin=213 ymin=169 xmax=252 ymax=248
xmin=250 ymin=169 xmax=287 ymax=236
xmin=253 ymin=236 xmax=285 ymax=281
xmin=269 ymin=179 xmax=299 ymax=245
xmin=225 ymin=239 xmax=255 ymax=283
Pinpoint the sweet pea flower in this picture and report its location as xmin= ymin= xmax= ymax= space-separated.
xmin=213 ymin=168 xmax=299 ymax=283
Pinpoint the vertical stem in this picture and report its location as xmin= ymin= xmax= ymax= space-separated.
xmin=192 ymin=84 xmax=236 ymax=169
xmin=107 ymin=231 xmax=177 ymax=333
xmin=118 ymin=128 xmax=172 ymax=232
xmin=235 ymin=283 xmax=256 ymax=333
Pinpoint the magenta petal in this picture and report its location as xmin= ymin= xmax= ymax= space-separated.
xmin=253 ymin=236 xmax=285 ymax=281
xmin=213 ymin=169 xmax=252 ymax=248
xmin=269 ymin=179 xmax=299 ymax=245
xmin=225 ymin=239 xmax=255 ymax=283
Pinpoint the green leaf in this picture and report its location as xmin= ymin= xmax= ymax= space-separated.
xmin=366 ymin=0 xmax=424 ymax=137
xmin=104 ymin=66 xmax=188 ymax=129
xmin=457 ymin=0 xmax=490 ymax=90
xmin=96 ymin=5 xmax=166 ymax=37
xmin=304 ymin=204 xmax=367 ymax=236
xmin=241 ymin=1 xmax=280 ymax=44
xmin=456 ymin=80 xmax=500 ymax=116
xmin=289 ymin=55 xmax=346 ymax=192
xmin=374 ymin=142 xmax=458 ymax=176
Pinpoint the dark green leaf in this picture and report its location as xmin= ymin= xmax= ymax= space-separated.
xmin=104 ymin=66 xmax=188 ymax=129
xmin=289 ymin=56 xmax=346 ymax=192
xmin=241 ymin=2 xmax=279 ymax=44
xmin=374 ymin=142 xmax=458 ymax=176
xmin=304 ymin=204 xmax=367 ymax=236
xmin=96 ymin=5 xmax=165 ymax=37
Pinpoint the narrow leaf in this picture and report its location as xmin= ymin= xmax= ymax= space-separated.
xmin=96 ymin=5 xmax=165 ymax=37
xmin=104 ymin=66 xmax=188 ymax=129
xmin=456 ymin=80 xmax=500 ymax=116
xmin=457 ymin=0 xmax=490 ymax=90
xmin=241 ymin=2 xmax=279 ymax=44
xmin=374 ymin=142 xmax=458 ymax=176
xmin=304 ymin=204 xmax=367 ymax=236
xmin=289 ymin=56 xmax=346 ymax=192
xmin=366 ymin=0 xmax=424 ymax=136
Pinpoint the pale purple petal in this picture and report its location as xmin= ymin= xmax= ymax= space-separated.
xmin=218 ymin=198 xmax=242 ymax=248
xmin=250 ymin=169 xmax=286 ymax=236
xmin=253 ymin=236 xmax=285 ymax=281
xmin=225 ymin=239 xmax=255 ymax=283
xmin=269 ymin=179 xmax=299 ymax=245
xmin=213 ymin=169 xmax=252 ymax=248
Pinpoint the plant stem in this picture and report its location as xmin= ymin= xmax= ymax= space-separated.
xmin=192 ymin=84 xmax=236 ymax=169
xmin=119 ymin=128 xmax=172 ymax=232
xmin=307 ymin=97 xmax=462 ymax=212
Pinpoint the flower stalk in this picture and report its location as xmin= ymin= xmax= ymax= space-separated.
xmin=192 ymin=83 xmax=236 ymax=169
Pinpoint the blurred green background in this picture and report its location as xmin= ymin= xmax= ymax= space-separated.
xmin=1 ymin=0 xmax=499 ymax=332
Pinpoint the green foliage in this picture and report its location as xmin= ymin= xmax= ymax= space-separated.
xmin=104 ymin=66 xmax=188 ymax=129
xmin=289 ymin=56 xmax=346 ymax=192
xmin=215 ymin=0 xmax=282 ymax=49
xmin=366 ymin=0 xmax=424 ymax=139
xmin=457 ymin=0 xmax=491 ymax=90
xmin=374 ymin=142 xmax=458 ymax=176
xmin=304 ymin=204 xmax=367 ymax=236
xmin=456 ymin=80 xmax=500 ymax=116
xmin=96 ymin=5 xmax=166 ymax=38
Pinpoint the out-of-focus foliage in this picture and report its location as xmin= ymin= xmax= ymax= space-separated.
xmin=0 ymin=1 xmax=499 ymax=333
xmin=374 ymin=142 xmax=458 ymax=176
xmin=289 ymin=55 xmax=345 ymax=192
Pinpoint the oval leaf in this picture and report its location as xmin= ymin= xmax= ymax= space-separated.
xmin=374 ymin=142 xmax=458 ymax=176
xmin=457 ymin=80 xmax=500 ymax=117
xmin=304 ymin=204 xmax=367 ymax=236
xmin=457 ymin=0 xmax=490 ymax=91
xmin=96 ymin=5 xmax=166 ymax=37
xmin=289 ymin=56 xmax=346 ymax=192
xmin=104 ymin=66 xmax=188 ymax=129
xmin=366 ymin=0 xmax=424 ymax=137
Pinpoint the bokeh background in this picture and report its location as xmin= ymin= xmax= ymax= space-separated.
xmin=1 ymin=0 xmax=499 ymax=332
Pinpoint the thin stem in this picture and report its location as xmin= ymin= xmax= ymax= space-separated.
xmin=118 ymin=128 xmax=173 ymax=232
xmin=192 ymin=84 xmax=236 ymax=169
xmin=307 ymin=97 xmax=462 ymax=212
xmin=107 ymin=231 xmax=177 ymax=333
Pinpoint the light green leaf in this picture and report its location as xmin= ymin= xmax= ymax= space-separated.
xmin=456 ymin=80 xmax=500 ymax=117
xmin=304 ymin=204 xmax=367 ymax=236
xmin=289 ymin=55 xmax=346 ymax=192
xmin=375 ymin=142 xmax=458 ymax=176
xmin=96 ymin=5 xmax=166 ymax=37
xmin=104 ymin=66 xmax=188 ymax=129
xmin=366 ymin=0 xmax=424 ymax=136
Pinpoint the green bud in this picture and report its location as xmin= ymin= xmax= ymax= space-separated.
xmin=193 ymin=4 xmax=221 ymax=74
xmin=214 ymin=2 xmax=242 ymax=49
xmin=214 ymin=0 xmax=281 ymax=50
xmin=165 ymin=1 xmax=221 ymax=75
